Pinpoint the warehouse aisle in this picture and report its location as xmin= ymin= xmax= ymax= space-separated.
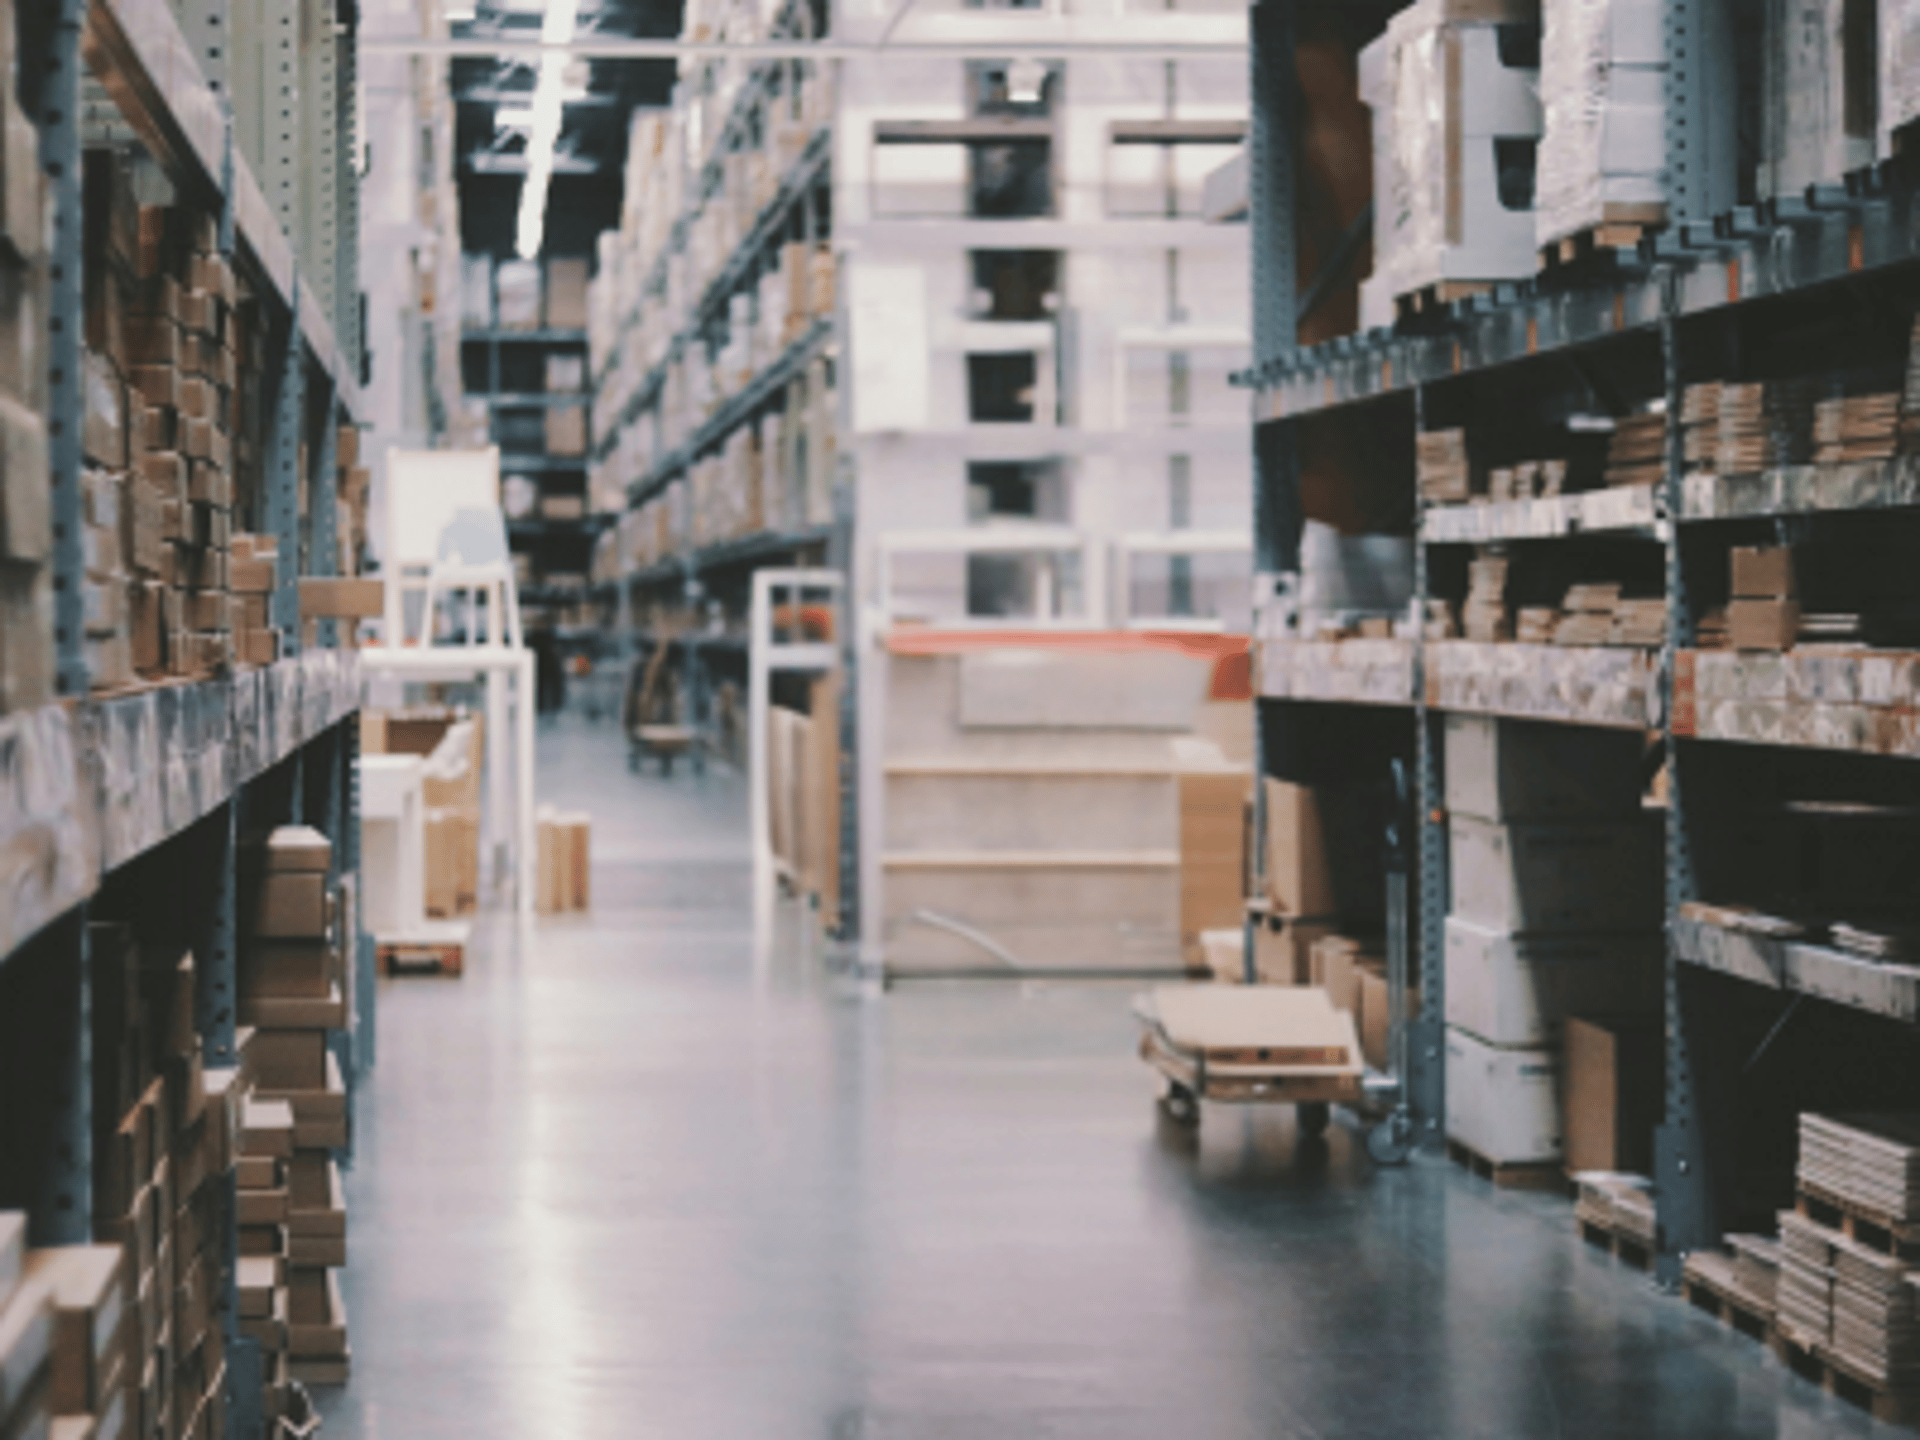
xmin=320 ymin=717 xmax=1893 ymax=1440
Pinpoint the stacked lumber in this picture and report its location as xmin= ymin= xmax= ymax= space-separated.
xmin=1680 ymin=382 xmax=1719 ymax=475
xmin=1602 ymin=411 xmax=1666 ymax=488
xmin=1416 ymin=429 xmax=1474 ymax=503
xmin=1552 ymin=583 xmax=1620 ymax=646
xmin=1813 ymin=392 xmax=1901 ymax=465
xmin=1487 ymin=458 xmax=1568 ymax=501
xmin=1900 ymin=313 xmax=1920 ymax=454
xmin=1800 ymin=1113 xmax=1920 ymax=1219
xmin=1777 ymin=1209 xmax=1837 ymax=1346
xmin=1832 ymin=1230 xmax=1920 ymax=1389
xmin=1462 ymin=552 xmax=1510 ymax=643
xmin=1715 ymin=379 xmax=1817 ymax=476
xmin=1729 ymin=1233 xmax=1782 ymax=1309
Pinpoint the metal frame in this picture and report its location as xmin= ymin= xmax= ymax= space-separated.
xmin=748 ymin=568 xmax=845 ymax=956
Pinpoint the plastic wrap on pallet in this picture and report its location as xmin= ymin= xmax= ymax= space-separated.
xmin=1763 ymin=0 xmax=1874 ymax=196
xmin=1256 ymin=639 xmax=1418 ymax=705
xmin=1427 ymin=640 xmax=1661 ymax=727
xmin=1298 ymin=520 xmax=1414 ymax=620
xmin=0 ymin=704 xmax=97 ymax=957
xmin=1536 ymin=0 xmax=1666 ymax=247
xmin=1882 ymin=0 xmax=1920 ymax=154
xmin=1360 ymin=0 xmax=1541 ymax=317
xmin=1684 ymin=648 xmax=1920 ymax=754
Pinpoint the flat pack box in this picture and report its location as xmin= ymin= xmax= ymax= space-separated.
xmin=1444 ymin=916 xmax=1662 ymax=1047
xmin=1445 ymin=1025 xmax=1562 ymax=1164
xmin=424 ymin=808 xmax=480 ymax=919
xmin=1563 ymin=1014 xmax=1663 ymax=1174
xmin=1449 ymin=815 xmax=1662 ymax=933
xmin=1263 ymin=778 xmax=1335 ymax=918
xmin=1443 ymin=713 xmax=1646 ymax=822
xmin=266 ymin=826 xmax=330 ymax=874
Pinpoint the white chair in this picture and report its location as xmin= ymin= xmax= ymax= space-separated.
xmin=417 ymin=506 xmax=523 ymax=650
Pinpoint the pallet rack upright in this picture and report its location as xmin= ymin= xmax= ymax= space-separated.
xmin=1244 ymin=0 xmax=1920 ymax=1289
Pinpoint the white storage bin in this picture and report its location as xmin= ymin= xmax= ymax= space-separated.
xmin=1444 ymin=713 xmax=1646 ymax=822
xmin=1444 ymin=915 xmax=1661 ymax=1047
xmin=1446 ymin=1025 xmax=1562 ymax=1163
xmin=1449 ymin=814 xmax=1663 ymax=932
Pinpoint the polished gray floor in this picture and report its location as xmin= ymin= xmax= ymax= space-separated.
xmin=320 ymin=715 xmax=1896 ymax=1439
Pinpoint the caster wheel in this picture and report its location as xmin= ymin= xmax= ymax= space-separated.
xmin=1160 ymin=1083 xmax=1200 ymax=1129
xmin=1297 ymin=1101 xmax=1330 ymax=1136
xmin=1367 ymin=1116 xmax=1414 ymax=1166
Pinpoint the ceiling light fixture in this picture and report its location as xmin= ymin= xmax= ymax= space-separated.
xmin=514 ymin=0 xmax=581 ymax=259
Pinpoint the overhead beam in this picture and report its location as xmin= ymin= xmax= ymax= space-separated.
xmin=365 ymin=36 xmax=1247 ymax=58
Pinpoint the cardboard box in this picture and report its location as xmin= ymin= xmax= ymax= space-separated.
xmin=253 ymin=872 xmax=326 ymax=940
xmin=243 ymin=1032 xmax=326 ymax=1091
xmin=1730 ymin=544 xmax=1796 ymax=599
xmin=266 ymin=826 xmax=331 ymax=874
xmin=1728 ymin=598 xmax=1801 ymax=652
xmin=287 ymin=1156 xmax=345 ymax=1238
xmin=242 ymin=941 xmax=334 ymax=1001
xmin=1252 ymin=914 xmax=1335 ymax=985
xmin=238 ymin=984 xmax=346 ymax=1033
xmin=1449 ymin=815 xmax=1662 ymax=933
xmin=0 ymin=395 xmax=50 ymax=566
xmin=543 ymin=257 xmax=589 ymax=330
xmin=1443 ymin=916 xmax=1662 ymax=1047
xmin=1357 ymin=962 xmax=1422 ymax=1072
xmin=22 ymin=1244 xmax=125 ymax=1416
xmin=1443 ymin=713 xmax=1646 ymax=822
xmin=545 ymin=405 xmax=588 ymax=456
xmin=1563 ymin=1015 xmax=1662 ymax=1175
xmin=1314 ymin=934 xmax=1378 ymax=1016
xmin=1445 ymin=1025 xmax=1562 ymax=1164
xmin=1263 ymin=778 xmax=1334 ymax=918
xmin=424 ymin=809 xmax=480 ymax=919
xmin=1179 ymin=771 xmax=1251 ymax=958
xmin=297 ymin=577 xmax=383 ymax=619
xmin=536 ymin=810 xmax=592 ymax=913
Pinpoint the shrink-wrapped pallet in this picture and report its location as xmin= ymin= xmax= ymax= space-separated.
xmin=1536 ymin=0 xmax=1668 ymax=246
xmin=1358 ymin=0 xmax=1541 ymax=321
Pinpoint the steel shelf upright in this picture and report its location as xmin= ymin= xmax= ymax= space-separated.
xmin=1245 ymin=0 xmax=1440 ymax=1146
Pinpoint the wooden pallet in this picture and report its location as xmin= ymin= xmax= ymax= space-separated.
xmin=1578 ymin=1217 xmax=1654 ymax=1271
xmin=1394 ymin=280 xmax=1493 ymax=319
xmin=1773 ymin=1328 xmax=1920 ymax=1426
xmin=1796 ymin=1183 xmax=1920 ymax=1261
xmin=1679 ymin=1253 xmax=1775 ymax=1343
xmin=377 ymin=938 xmax=465 ymax=978
xmin=1445 ymin=1138 xmax=1567 ymax=1192
xmin=1537 ymin=223 xmax=1658 ymax=273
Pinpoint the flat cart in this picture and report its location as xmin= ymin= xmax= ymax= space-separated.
xmin=629 ymin=723 xmax=703 ymax=775
xmin=1134 ymin=985 xmax=1365 ymax=1135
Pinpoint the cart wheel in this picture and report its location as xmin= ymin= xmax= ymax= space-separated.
xmin=1160 ymin=1082 xmax=1200 ymax=1129
xmin=1366 ymin=1114 xmax=1414 ymax=1167
xmin=1297 ymin=1101 xmax=1330 ymax=1137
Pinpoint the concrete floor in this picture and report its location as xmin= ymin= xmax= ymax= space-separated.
xmin=321 ymin=715 xmax=1898 ymax=1439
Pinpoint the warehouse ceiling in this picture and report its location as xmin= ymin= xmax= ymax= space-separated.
xmin=452 ymin=0 xmax=683 ymax=260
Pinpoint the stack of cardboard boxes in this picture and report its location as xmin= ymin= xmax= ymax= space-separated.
xmin=81 ymin=156 xmax=271 ymax=685
xmin=90 ymin=923 xmax=245 ymax=1439
xmin=0 ymin=1210 xmax=133 ymax=1440
xmin=235 ymin=826 xmax=351 ymax=1396
xmin=1442 ymin=715 xmax=1662 ymax=1170
xmin=536 ymin=808 xmax=592 ymax=915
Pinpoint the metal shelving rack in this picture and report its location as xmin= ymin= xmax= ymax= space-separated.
xmin=1247 ymin=0 xmax=1920 ymax=1286
xmin=3 ymin=1 xmax=366 ymax=1433
xmin=590 ymin=0 xmax=845 ymax=902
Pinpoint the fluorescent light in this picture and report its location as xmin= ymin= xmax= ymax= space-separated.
xmin=514 ymin=0 xmax=582 ymax=258
xmin=496 ymin=105 xmax=537 ymax=130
